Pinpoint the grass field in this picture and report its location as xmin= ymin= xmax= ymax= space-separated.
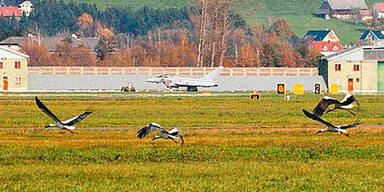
xmin=0 ymin=94 xmax=383 ymax=128
xmin=67 ymin=0 xmax=384 ymax=45
xmin=1 ymin=94 xmax=384 ymax=191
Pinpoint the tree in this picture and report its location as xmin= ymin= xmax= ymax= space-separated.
xmin=77 ymin=13 xmax=95 ymax=37
xmin=95 ymin=28 xmax=116 ymax=60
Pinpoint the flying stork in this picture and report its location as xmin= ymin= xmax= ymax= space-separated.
xmin=303 ymin=109 xmax=360 ymax=137
xmin=137 ymin=123 xmax=184 ymax=145
xmin=35 ymin=97 xmax=92 ymax=133
xmin=312 ymin=94 xmax=360 ymax=117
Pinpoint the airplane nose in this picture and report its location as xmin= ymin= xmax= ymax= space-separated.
xmin=146 ymin=78 xmax=157 ymax=83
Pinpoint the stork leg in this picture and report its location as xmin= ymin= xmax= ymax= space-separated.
xmin=339 ymin=132 xmax=350 ymax=137
xmin=65 ymin=129 xmax=75 ymax=134
xmin=347 ymin=110 xmax=356 ymax=117
xmin=170 ymin=138 xmax=178 ymax=144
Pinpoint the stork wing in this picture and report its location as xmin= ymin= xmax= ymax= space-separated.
xmin=312 ymin=96 xmax=340 ymax=117
xmin=137 ymin=123 xmax=165 ymax=139
xmin=168 ymin=128 xmax=184 ymax=145
xmin=62 ymin=112 xmax=92 ymax=126
xmin=303 ymin=109 xmax=335 ymax=128
xmin=35 ymin=97 xmax=61 ymax=123
xmin=339 ymin=123 xmax=360 ymax=130
xmin=340 ymin=94 xmax=357 ymax=105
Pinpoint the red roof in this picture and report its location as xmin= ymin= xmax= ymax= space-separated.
xmin=373 ymin=2 xmax=384 ymax=12
xmin=310 ymin=41 xmax=343 ymax=53
xmin=0 ymin=6 xmax=22 ymax=17
xmin=359 ymin=10 xmax=371 ymax=16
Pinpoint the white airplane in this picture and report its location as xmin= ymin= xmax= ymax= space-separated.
xmin=146 ymin=66 xmax=224 ymax=92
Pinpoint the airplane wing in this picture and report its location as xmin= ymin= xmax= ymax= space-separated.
xmin=203 ymin=66 xmax=224 ymax=80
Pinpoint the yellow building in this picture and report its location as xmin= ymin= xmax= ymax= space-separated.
xmin=0 ymin=47 xmax=29 ymax=91
xmin=319 ymin=46 xmax=384 ymax=93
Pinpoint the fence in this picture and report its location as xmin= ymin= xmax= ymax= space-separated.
xmin=28 ymin=67 xmax=319 ymax=76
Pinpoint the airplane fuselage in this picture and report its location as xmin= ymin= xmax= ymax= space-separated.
xmin=146 ymin=76 xmax=219 ymax=91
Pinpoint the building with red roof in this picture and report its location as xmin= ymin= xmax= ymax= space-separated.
xmin=304 ymin=30 xmax=344 ymax=56
xmin=0 ymin=6 xmax=22 ymax=18
xmin=373 ymin=2 xmax=384 ymax=19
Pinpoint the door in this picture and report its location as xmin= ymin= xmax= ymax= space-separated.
xmin=378 ymin=61 xmax=384 ymax=92
xmin=348 ymin=78 xmax=353 ymax=92
xmin=2 ymin=76 xmax=8 ymax=90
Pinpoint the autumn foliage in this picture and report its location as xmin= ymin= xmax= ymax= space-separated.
xmin=21 ymin=16 xmax=318 ymax=68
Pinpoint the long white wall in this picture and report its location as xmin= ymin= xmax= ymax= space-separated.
xmin=28 ymin=74 xmax=327 ymax=92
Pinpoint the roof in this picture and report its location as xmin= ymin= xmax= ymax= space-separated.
xmin=20 ymin=1 xmax=33 ymax=6
xmin=304 ymin=30 xmax=331 ymax=41
xmin=1 ymin=36 xmax=99 ymax=52
xmin=327 ymin=46 xmax=363 ymax=61
xmin=0 ymin=6 xmax=22 ymax=17
xmin=0 ymin=46 xmax=29 ymax=59
xmin=359 ymin=10 xmax=371 ymax=16
xmin=360 ymin=30 xmax=384 ymax=40
xmin=312 ymin=41 xmax=344 ymax=53
xmin=373 ymin=2 xmax=384 ymax=12
xmin=327 ymin=0 xmax=368 ymax=10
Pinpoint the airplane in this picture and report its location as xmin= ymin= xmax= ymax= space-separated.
xmin=146 ymin=66 xmax=224 ymax=92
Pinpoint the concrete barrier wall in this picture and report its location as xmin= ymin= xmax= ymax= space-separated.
xmin=28 ymin=67 xmax=319 ymax=76
xmin=28 ymin=74 xmax=327 ymax=92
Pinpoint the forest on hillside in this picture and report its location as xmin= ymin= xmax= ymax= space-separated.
xmin=1 ymin=0 xmax=319 ymax=67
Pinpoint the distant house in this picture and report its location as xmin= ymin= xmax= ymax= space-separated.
xmin=359 ymin=10 xmax=372 ymax=21
xmin=316 ymin=0 xmax=368 ymax=20
xmin=19 ymin=1 xmax=34 ymax=17
xmin=373 ymin=2 xmax=384 ymax=19
xmin=304 ymin=30 xmax=343 ymax=56
xmin=0 ymin=47 xmax=29 ymax=91
xmin=359 ymin=30 xmax=384 ymax=46
xmin=319 ymin=46 xmax=384 ymax=93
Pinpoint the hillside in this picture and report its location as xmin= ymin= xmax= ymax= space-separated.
xmin=67 ymin=0 xmax=384 ymax=45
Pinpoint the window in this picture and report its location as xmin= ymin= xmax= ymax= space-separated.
xmin=0 ymin=62 xmax=2 ymax=69
xmin=333 ymin=46 xmax=339 ymax=51
xmin=353 ymin=64 xmax=360 ymax=71
xmin=323 ymin=46 xmax=328 ymax=51
xmin=356 ymin=78 xmax=360 ymax=83
xmin=335 ymin=64 xmax=341 ymax=71
xmin=15 ymin=77 xmax=21 ymax=85
xmin=15 ymin=61 xmax=21 ymax=69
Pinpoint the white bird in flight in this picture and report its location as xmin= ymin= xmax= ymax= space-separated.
xmin=35 ymin=96 xmax=92 ymax=133
xmin=137 ymin=123 xmax=184 ymax=145
xmin=303 ymin=109 xmax=360 ymax=137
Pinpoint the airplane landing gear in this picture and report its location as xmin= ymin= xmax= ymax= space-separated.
xmin=187 ymin=87 xmax=198 ymax=92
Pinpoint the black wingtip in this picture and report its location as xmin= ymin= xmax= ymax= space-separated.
xmin=136 ymin=126 xmax=146 ymax=139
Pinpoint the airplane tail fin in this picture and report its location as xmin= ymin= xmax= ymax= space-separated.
xmin=203 ymin=66 xmax=224 ymax=80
